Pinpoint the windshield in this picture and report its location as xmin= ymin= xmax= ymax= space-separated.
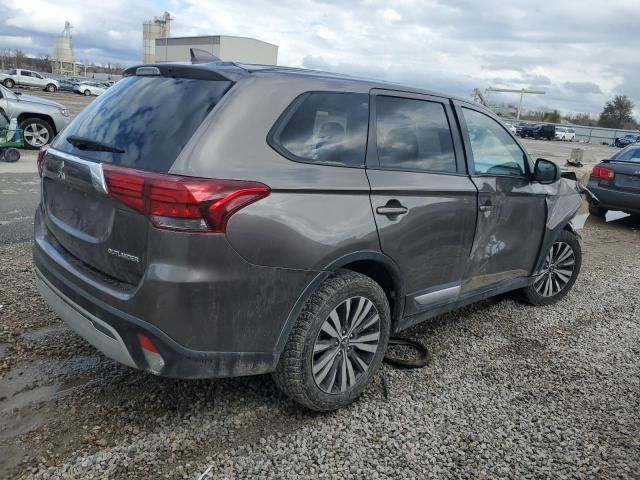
xmin=52 ymin=75 xmax=232 ymax=172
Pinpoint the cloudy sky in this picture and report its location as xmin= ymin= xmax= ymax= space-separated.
xmin=2 ymin=0 xmax=639 ymax=117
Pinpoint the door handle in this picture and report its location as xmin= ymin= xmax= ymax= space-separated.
xmin=479 ymin=205 xmax=494 ymax=212
xmin=376 ymin=200 xmax=408 ymax=216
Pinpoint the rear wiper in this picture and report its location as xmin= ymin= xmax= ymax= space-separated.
xmin=67 ymin=135 xmax=125 ymax=153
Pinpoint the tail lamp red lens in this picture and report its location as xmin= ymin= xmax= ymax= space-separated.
xmin=102 ymin=163 xmax=270 ymax=233
xmin=37 ymin=145 xmax=49 ymax=177
xmin=591 ymin=165 xmax=615 ymax=181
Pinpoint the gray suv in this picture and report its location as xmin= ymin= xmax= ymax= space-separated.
xmin=34 ymin=61 xmax=584 ymax=411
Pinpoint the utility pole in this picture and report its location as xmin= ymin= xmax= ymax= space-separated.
xmin=486 ymin=87 xmax=546 ymax=120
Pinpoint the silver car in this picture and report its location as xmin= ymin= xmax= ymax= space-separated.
xmin=0 ymin=84 xmax=70 ymax=148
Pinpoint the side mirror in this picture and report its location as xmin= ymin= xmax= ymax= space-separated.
xmin=534 ymin=158 xmax=560 ymax=184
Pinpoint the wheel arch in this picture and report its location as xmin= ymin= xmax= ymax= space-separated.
xmin=17 ymin=113 xmax=57 ymax=134
xmin=275 ymin=251 xmax=405 ymax=355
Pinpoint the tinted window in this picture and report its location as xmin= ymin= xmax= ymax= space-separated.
xmin=613 ymin=147 xmax=640 ymax=162
xmin=375 ymin=96 xmax=456 ymax=172
xmin=274 ymin=92 xmax=368 ymax=167
xmin=53 ymin=76 xmax=232 ymax=172
xmin=462 ymin=108 xmax=527 ymax=176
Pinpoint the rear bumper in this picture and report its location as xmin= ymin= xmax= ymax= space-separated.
xmin=33 ymin=205 xmax=318 ymax=378
xmin=588 ymin=182 xmax=640 ymax=214
xmin=35 ymin=267 xmax=279 ymax=378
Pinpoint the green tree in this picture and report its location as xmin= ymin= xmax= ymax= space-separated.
xmin=598 ymin=95 xmax=634 ymax=129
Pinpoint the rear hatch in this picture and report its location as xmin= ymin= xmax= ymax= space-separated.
xmin=41 ymin=66 xmax=234 ymax=285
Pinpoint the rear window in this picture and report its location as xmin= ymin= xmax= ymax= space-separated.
xmin=612 ymin=147 xmax=640 ymax=162
xmin=52 ymin=76 xmax=232 ymax=172
xmin=269 ymin=92 xmax=369 ymax=167
xmin=375 ymin=95 xmax=457 ymax=173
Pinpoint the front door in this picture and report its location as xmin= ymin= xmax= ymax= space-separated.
xmin=367 ymin=91 xmax=477 ymax=317
xmin=455 ymin=103 xmax=547 ymax=293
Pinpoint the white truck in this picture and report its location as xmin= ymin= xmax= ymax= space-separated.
xmin=0 ymin=69 xmax=60 ymax=92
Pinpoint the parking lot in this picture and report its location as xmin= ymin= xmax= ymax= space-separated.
xmin=1 ymin=103 xmax=639 ymax=478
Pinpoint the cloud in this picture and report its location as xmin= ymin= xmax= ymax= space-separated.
xmin=563 ymin=82 xmax=602 ymax=95
xmin=1 ymin=0 xmax=639 ymax=116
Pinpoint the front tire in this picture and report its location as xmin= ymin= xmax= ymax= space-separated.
xmin=19 ymin=118 xmax=54 ymax=149
xmin=521 ymin=230 xmax=581 ymax=306
xmin=273 ymin=271 xmax=391 ymax=411
xmin=84 ymin=89 xmax=91 ymax=96
xmin=3 ymin=79 xmax=14 ymax=88
xmin=45 ymin=83 xmax=57 ymax=92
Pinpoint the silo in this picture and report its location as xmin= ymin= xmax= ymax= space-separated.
xmin=52 ymin=21 xmax=74 ymax=74
xmin=143 ymin=12 xmax=172 ymax=63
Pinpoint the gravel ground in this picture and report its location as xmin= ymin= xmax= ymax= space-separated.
xmin=0 ymin=210 xmax=638 ymax=479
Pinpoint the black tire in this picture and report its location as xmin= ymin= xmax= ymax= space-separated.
xmin=273 ymin=270 xmax=391 ymax=411
xmin=3 ymin=148 xmax=20 ymax=163
xmin=45 ymin=83 xmax=57 ymax=92
xmin=521 ymin=230 xmax=582 ymax=306
xmin=3 ymin=79 xmax=14 ymax=88
xmin=84 ymin=89 xmax=91 ymax=96
xmin=19 ymin=117 xmax=54 ymax=150
xmin=588 ymin=204 xmax=607 ymax=218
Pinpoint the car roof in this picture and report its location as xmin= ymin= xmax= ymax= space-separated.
xmin=133 ymin=60 xmax=477 ymax=108
xmin=236 ymin=63 xmax=475 ymax=104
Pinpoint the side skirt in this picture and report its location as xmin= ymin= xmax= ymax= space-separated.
xmin=396 ymin=276 xmax=532 ymax=333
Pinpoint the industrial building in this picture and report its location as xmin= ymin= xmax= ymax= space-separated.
xmin=154 ymin=35 xmax=278 ymax=64
xmin=142 ymin=12 xmax=172 ymax=64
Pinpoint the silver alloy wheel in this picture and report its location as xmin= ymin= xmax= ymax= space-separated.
xmin=533 ymin=241 xmax=575 ymax=297
xmin=23 ymin=123 xmax=50 ymax=147
xmin=312 ymin=296 xmax=381 ymax=394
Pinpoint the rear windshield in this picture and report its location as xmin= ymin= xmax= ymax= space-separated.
xmin=612 ymin=146 xmax=640 ymax=162
xmin=53 ymin=76 xmax=232 ymax=172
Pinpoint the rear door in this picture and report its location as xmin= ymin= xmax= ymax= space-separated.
xmin=41 ymin=69 xmax=233 ymax=284
xmin=366 ymin=90 xmax=477 ymax=316
xmin=454 ymin=102 xmax=547 ymax=292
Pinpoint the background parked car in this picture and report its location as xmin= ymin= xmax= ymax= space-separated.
xmin=57 ymin=77 xmax=82 ymax=92
xmin=518 ymin=123 xmax=538 ymax=137
xmin=74 ymin=81 xmax=109 ymax=96
xmin=0 ymin=83 xmax=70 ymax=149
xmin=614 ymin=133 xmax=640 ymax=148
xmin=587 ymin=144 xmax=640 ymax=217
xmin=503 ymin=121 xmax=517 ymax=135
xmin=532 ymin=124 xmax=555 ymax=140
xmin=0 ymin=69 xmax=60 ymax=92
xmin=555 ymin=127 xmax=576 ymax=141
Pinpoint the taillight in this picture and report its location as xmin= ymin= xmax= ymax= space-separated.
xmin=37 ymin=145 xmax=49 ymax=177
xmin=102 ymin=164 xmax=270 ymax=233
xmin=591 ymin=165 xmax=615 ymax=181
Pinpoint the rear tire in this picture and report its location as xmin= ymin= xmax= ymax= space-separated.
xmin=588 ymin=204 xmax=607 ymax=218
xmin=521 ymin=230 xmax=581 ymax=306
xmin=273 ymin=271 xmax=390 ymax=411
xmin=3 ymin=79 xmax=14 ymax=88
xmin=3 ymin=148 xmax=20 ymax=163
xmin=84 ymin=89 xmax=91 ymax=96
